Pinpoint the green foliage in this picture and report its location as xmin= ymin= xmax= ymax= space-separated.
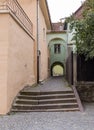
xmin=69 ymin=0 xmax=94 ymax=59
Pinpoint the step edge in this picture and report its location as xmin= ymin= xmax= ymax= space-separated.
xmin=18 ymin=93 xmax=75 ymax=97
xmin=15 ymin=98 xmax=77 ymax=102
xmin=11 ymin=108 xmax=80 ymax=112
xmin=13 ymin=102 xmax=78 ymax=107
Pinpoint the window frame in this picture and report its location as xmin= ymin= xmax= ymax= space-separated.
xmin=54 ymin=44 xmax=61 ymax=54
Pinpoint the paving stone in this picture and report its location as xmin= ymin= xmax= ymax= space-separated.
xmin=0 ymin=103 xmax=94 ymax=130
xmin=24 ymin=76 xmax=72 ymax=92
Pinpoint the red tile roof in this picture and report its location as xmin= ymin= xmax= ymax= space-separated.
xmin=52 ymin=22 xmax=64 ymax=31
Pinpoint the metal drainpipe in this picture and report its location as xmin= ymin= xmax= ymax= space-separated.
xmin=37 ymin=0 xmax=40 ymax=83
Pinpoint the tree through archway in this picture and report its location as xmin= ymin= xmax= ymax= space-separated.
xmin=51 ymin=62 xmax=64 ymax=77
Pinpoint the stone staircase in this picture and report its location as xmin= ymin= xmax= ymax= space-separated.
xmin=11 ymin=90 xmax=80 ymax=112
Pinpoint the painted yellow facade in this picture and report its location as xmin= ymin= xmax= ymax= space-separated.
xmin=0 ymin=0 xmax=51 ymax=114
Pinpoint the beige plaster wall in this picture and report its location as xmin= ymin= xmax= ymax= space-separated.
xmin=38 ymin=6 xmax=48 ymax=81
xmin=0 ymin=0 xmax=49 ymax=114
xmin=18 ymin=0 xmax=37 ymax=81
xmin=18 ymin=0 xmax=49 ymax=81
xmin=7 ymin=15 xmax=35 ymax=112
xmin=0 ymin=13 xmax=35 ymax=114
xmin=18 ymin=0 xmax=37 ymax=37
xmin=0 ymin=14 xmax=9 ymax=114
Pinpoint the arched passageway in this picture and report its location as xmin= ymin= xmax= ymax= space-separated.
xmin=51 ymin=62 xmax=64 ymax=77
xmin=52 ymin=65 xmax=64 ymax=76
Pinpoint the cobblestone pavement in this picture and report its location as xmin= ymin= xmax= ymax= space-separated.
xmin=0 ymin=103 xmax=94 ymax=130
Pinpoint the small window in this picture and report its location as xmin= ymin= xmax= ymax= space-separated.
xmin=54 ymin=44 xmax=61 ymax=54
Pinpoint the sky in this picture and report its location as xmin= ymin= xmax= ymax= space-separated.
xmin=47 ymin=0 xmax=85 ymax=22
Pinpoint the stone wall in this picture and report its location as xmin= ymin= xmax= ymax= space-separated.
xmin=76 ymin=82 xmax=94 ymax=102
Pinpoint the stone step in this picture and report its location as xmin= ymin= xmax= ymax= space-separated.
xmin=13 ymin=103 xmax=78 ymax=110
xmin=11 ymin=85 xmax=81 ymax=113
xmin=11 ymin=107 xmax=80 ymax=112
xmin=18 ymin=93 xmax=75 ymax=100
xmin=15 ymin=98 xmax=77 ymax=105
xmin=20 ymin=90 xmax=73 ymax=96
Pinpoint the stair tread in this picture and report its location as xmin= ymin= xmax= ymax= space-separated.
xmin=16 ymin=97 xmax=77 ymax=102
xmin=19 ymin=93 xmax=74 ymax=97
xmin=21 ymin=90 xmax=73 ymax=94
xmin=17 ymin=95 xmax=75 ymax=100
xmin=11 ymin=88 xmax=80 ymax=112
xmin=13 ymin=102 xmax=78 ymax=107
xmin=11 ymin=107 xmax=80 ymax=112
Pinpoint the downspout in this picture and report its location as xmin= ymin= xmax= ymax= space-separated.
xmin=37 ymin=0 xmax=40 ymax=83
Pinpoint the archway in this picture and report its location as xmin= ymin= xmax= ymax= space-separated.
xmin=51 ymin=62 xmax=64 ymax=77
